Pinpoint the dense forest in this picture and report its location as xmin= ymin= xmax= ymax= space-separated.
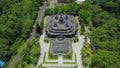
xmin=45 ymin=0 xmax=120 ymax=68
xmin=0 ymin=0 xmax=120 ymax=68
xmin=0 ymin=0 xmax=44 ymax=62
xmin=86 ymin=0 xmax=120 ymax=68
xmin=15 ymin=38 xmax=40 ymax=68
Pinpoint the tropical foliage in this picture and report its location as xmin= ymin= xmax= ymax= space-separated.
xmin=0 ymin=0 xmax=44 ymax=62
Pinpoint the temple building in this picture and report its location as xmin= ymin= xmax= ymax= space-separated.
xmin=46 ymin=14 xmax=77 ymax=37
xmin=46 ymin=14 xmax=77 ymax=55
xmin=50 ymin=36 xmax=70 ymax=55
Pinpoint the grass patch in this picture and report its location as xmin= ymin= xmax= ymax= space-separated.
xmin=63 ymin=62 xmax=76 ymax=64
xmin=63 ymin=53 xmax=77 ymax=64
xmin=48 ymin=52 xmax=58 ymax=60
xmin=39 ymin=64 xmax=46 ymax=68
xmin=63 ymin=53 xmax=72 ymax=60
xmin=43 ymin=52 xmax=58 ymax=64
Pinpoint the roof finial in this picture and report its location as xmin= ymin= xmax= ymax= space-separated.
xmin=55 ymin=15 xmax=58 ymax=20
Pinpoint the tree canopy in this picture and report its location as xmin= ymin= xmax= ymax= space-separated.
xmin=0 ymin=0 xmax=44 ymax=61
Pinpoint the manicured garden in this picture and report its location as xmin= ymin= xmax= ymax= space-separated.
xmin=43 ymin=52 xmax=58 ymax=64
xmin=63 ymin=53 xmax=72 ymax=60
xmin=63 ymin=53 xmax=77 ymax=64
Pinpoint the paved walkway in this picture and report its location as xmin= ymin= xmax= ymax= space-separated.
xmin=42 ymin=64 xmax=77 ymax=67
xmin=72 ymin=16 xmax=85 ymax=68
xmin=48 ymin=0 xmax=56 ymax=8
xmin=58 ymin=56 xmax=63 ymax=64
xmin=72 ymin=35 xmax=85 ymax=68
xmin=75 ymin=16 xmax=81 ymax=33
xmin=36 ymin=4 xmax=46 ymax=24
xmin=36 ymin=33 xmax=50 ymax=68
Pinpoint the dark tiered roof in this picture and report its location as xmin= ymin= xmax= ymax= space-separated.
xmin=47 ymin=15 xmax=76 ymax=55
xmin=46 ymin=14 xmax=77 ymax=37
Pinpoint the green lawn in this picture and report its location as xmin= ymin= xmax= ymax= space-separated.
xmin=63 ymin=53 xmax=77 ymax=64
xmin=63 ymin=53 xmax=72 ymax=60
xmin=43 ymin=52 xmax=58 ymax=64
xmin=48 ymin=53 xmax=58 ymax=60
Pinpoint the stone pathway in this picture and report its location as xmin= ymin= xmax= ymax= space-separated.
xmin=73 ymin=16 xmax=85 ymax=68
xmin=48 ymin=0 xmax=56 ymax=8
xmin=36 ymin=4 xmax=46 ymax=24
xmin=36 ymin=33 xmax=50 ymax=68
xmin=42 ymin=64 xmax=76 ymax=67
xmin=72 ymin=35 xmax=85 ymax=68
xmin=58 ymin=56 xmax=63 ymax=64
xmin=75 ymin=16 xmax=81 ymax=33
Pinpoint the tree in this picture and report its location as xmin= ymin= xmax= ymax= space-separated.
xmin=91 ymin=50 xmax=120 ymax=68
xmin=78 ymin=9 xmax=91 ymax=25
xmin=80 ymin=23 xmax=85 ymax=34
xmin=0 ymin=0 xmax=44 ymax=62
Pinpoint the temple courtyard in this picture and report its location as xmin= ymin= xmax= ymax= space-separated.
xmin=37 ymin=15 xmax=85 ymax=68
